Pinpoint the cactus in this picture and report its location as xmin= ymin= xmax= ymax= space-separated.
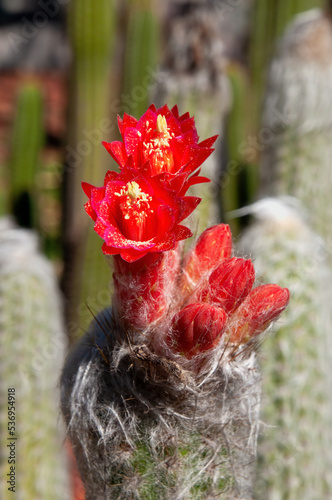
xmin=0 ymin=218 xmax=70 ymax=500
xmin=62 ymin=0 xmax=116 ymax=335
xmin=249 ymin=0 xmax=324 ymax=131
xmin=152 ymin=1 xmax=231 ymax=234
xmin=122 ymin=0 xmax=160 ymax=118
xmin=259 ymin=8 xmax=332 ymax=251
xmin=223 ymin=64 xmax=259 ymax=237
xmin=61 ymin=306 xmax=261 ymax=500
xmin=8 ymin=84 xmax=44 ymax=228
xmin=237 ymin=199 xmax=332 ymax=499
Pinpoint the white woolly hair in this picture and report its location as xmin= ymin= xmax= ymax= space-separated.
xmin=61 ymin=300 xmax=262 ymax=500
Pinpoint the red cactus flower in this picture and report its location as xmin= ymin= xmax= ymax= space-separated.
xmin=182 ymin=224 xmax=232 ymax=289
xmin=102 ymin=104 xmax=217 ymax=193
xmin=168 ymin=303 xmax=227 ymax=358
xmin=82 ymin=166 xmax=200 ymax=262
xmin=198 ymin=257 xmax=255 ymax=313
xmin=227 ymin=284 xmax=290 ymax=343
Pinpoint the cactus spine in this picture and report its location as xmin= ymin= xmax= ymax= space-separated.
xmin=9 ymin=84 xmax=44 ymax=228
xmin=0 ymin=218 xmax=70 ymax=500
xmin=238 ymin=199 xmax=332 ymax=499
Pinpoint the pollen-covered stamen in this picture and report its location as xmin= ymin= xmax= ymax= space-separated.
xmin=115 ymin=181 xmax=154 ymax=241
xmin=142 ymin=114 xmax=175 ymax=173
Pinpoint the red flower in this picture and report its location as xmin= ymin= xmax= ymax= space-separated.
xmin=182 ymin=224 xmax=232 ymax=289
xmin=227 ymin=284 xmax=290 ymax=343
xmin=82 ymin=167 xmax=200 ymax=262
xmin=168 ymin=303 xmax=227 ymax=358
xmin=102 ymin=104 xmax=217 ymax=193
xmin=198 ymin=257 xmax=255 ymax=313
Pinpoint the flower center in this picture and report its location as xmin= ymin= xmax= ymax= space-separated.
xmin=115 ymin=181 xmax=154 ymax=241
xmin=142 ymin=114 xmax=175 ymax=174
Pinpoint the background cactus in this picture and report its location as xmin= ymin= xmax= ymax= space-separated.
xmin=237 ymin=199 xmax=332 ymax=499
xmin=122 ymin=0 xmax=160 ymax=118
xmin=249 ymin=0 xmax=325 ymax=131
xmin=259 ymin=7 xmax=332 ymax=254
xmin=0 ymin=218 xmax=70 ymax=500
xmin=62 ymin=0 xmax=117 ymax=337
xmin=7 ymin=83 xmax=44 ymax=229
xmin=152 ymin=1 xmax=231 ymax=234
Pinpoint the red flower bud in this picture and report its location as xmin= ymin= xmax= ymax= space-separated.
xmin=199 ymin=257 xmax=255 ymax=313
xmin=182 ymin=224 xmax=232 ymax=288
xmin=227 ymin=284 xmax=290 ymax=343
xmin=168 ymin=303 xmax=227 ymax=358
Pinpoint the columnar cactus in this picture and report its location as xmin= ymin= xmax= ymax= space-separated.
xmin=249 ymin=0 xmax=324 ymax=130
xmin=260 ymin=8 xmax=332 ymax=246
xmin=62 ymin=0 xmax=116 ymax=333
xmin=61 ymin=105 xmax=289 ymax=499
xmin=238 ymin=199 xmax=332 ymax=499
xmin=122 ymin=0 xmax=159 ymax=118
xmin=152 ymin=1 xmax=231 ymax=232
xmin=0 ymin=218 xmax=70 ymax=500
xmin=9 ymin=84 xmax=44 ymax=228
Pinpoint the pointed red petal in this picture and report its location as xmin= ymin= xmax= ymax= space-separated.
xmin=82 ymin=181 xmax=93 ymax=197
xmin=84 ymin=200 xmax=97 ymax=221
xmin=171 ymin=104 xmax=179 ymax=118
xmin=198 ymin=135 xmax=218 ymax=148
xmin=102 ymin=141 xmax=127 ymax=168
xmin=174 ymin=225 xmax=193 ymax=241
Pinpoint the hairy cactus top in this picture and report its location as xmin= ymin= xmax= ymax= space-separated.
xmin=82 ymin=104 xmax=290 ymax=352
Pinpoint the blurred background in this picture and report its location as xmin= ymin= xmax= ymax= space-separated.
xmin=0 ymin=0 xmax=331 ymax=498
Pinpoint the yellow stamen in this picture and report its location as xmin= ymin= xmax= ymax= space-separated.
xmin=127 ymin=181 xmax=141 ymax=200
xmin=157 ymin=114 xmax=168 ymax=134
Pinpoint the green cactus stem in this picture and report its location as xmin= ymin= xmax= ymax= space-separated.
xmin=0 ymin=218 xmax=70 ymax=500
xmin=122 ymin=0 xmax=159 ymax=118
xmin=8 ymin=84 xmax=44 ymax=228
xmin=238 ymin=199 xmax=332 ymax=499
xmin=62 ymin=0 xmax=116 ymax=337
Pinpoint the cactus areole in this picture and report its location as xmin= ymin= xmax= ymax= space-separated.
xmin=83 ymin=103 xmax=289 ymax=340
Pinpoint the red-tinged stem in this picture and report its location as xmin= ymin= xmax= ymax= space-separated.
xmin=112 ymin=249 xmax=180 ymax=330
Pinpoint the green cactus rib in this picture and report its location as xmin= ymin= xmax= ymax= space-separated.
xmin=122 ymin=1 xmax=159 ymax=117
xmin=238 ymin=202 xmax=332 ymax=499
xmin=0 ymin=219 xmax=70 ymax=500
xmin=63 ymin=0 xmax=116 ymax=335
xmin=8 ymin=84 xmax=44 ymax=228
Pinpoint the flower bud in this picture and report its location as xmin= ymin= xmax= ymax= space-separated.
xmin=168 ymin=303 xmax=227 ymax=358
xmin=199 ymin=257 xmax=255 ymax=313
xmin=182 ymin=224 xmax=232 ymax=288
xmin=227 ymin=284 xmax=290 ymax=343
